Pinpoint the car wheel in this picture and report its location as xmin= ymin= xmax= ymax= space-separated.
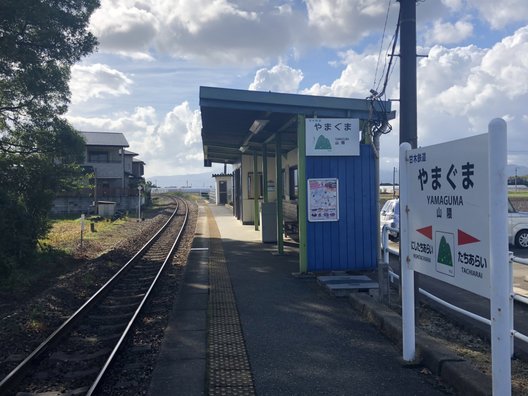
xmin=515 ymin=230 xmax=528 ymax=248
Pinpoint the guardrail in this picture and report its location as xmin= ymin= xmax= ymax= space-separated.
xmin=381 ymin=225 xmax=528 ymax=355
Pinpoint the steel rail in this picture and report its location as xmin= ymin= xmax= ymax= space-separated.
xmin=0 ymin=200 xmax=180 ymax=393
xmin=87 ymin=199 xmax=189 ymax=395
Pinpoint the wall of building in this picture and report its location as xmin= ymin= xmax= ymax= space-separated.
xmin=51 ymin=195 xmax=138 ymax=215
xmin=238 ymin=148 xmax=298 ymax=224
xmin=84 ymin=146 xmax=125 ymax=179
xmin=124 ymin=155 xmax=134 ymax=174
xmin=214 ymin=176 xmax=233 ymax=205
xmin=305 ymin=144 xmax=377 ymax=272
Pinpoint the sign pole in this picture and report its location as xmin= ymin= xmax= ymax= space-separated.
xmin=488 ymin=118 xmax=511 ymax=395
xmin=400 ymin=142 xmax=415 ymax=361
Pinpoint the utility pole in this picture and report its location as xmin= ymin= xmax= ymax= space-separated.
xmin=398 ymin=0 xmax=418 ymax=360
xmin=399 ymin=0 xmax=417 ymax=149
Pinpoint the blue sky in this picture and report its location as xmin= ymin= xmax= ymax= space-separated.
xmin=66 ymin=0 xmax=528 ymax=183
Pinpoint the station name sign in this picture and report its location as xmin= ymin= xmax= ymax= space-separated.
xmin=306 ymin=118 xmax=359 ymax=156
xmin=404 ymin=133 xmax=490 ymax=298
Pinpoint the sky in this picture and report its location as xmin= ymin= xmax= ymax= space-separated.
xmin=66 ymin=0 xmax=528 ymax=184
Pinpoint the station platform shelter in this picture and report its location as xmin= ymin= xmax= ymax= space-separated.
xmin=200 ymin=86 xmax=395 ymax=273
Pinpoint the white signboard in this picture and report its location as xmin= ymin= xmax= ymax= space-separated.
xmin=404 ymin=133 xmax=490 ymax=298
xmin=307 ymin=178 xmax=339 ymax=222
xmin=306 ymin=118 xmax=359 ymax=156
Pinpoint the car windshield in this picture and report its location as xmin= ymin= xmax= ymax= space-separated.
xmin=509 ymin=199 xmax=516 ymax=213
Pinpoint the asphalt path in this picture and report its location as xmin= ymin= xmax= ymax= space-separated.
xmin=387 ymin=242 xmax=528 ymax=359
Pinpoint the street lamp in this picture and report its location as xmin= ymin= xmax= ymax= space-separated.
xmin=137 ymin=185 xmax=143 ymax=221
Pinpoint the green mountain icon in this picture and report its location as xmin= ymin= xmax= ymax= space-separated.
xmin=437 ymin=236 xmax=453 ymax=267
xmin=315 ymin=135 xmax=332 ymax=150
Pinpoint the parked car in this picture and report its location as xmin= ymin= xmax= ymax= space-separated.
xmin=508 ymin=200 xmax=528 ymax=248
xmin=380 ymin=198 xmax=399 ymax=241
xmin=380 ymin=198 xmax=528 ymax=249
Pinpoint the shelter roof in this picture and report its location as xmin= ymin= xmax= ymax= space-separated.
xmin=199 ymin=86 xmax=394 ymax=165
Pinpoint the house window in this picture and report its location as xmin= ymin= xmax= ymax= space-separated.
xmin=88 ymin=151 xmax=109 ymax=163
xmin=248 ymin=172 xmax=263 ymax=199
xmin=289 ymin=166 xmax=298 ymax=200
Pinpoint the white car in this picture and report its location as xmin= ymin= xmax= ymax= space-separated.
xmin=380 ymin=198 xmax=399 ymax=241
xmin=380 ymin=198 xmax=528 ymax=249
xmin=508 ymin=200 xmax=528 ymax=248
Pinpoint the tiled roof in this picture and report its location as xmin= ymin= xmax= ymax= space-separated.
xmin=80 ymin=131 xmax=129 ymax=147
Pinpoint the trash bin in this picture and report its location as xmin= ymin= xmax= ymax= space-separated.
xmin=260 ymin=202 xmax=277 ymax=243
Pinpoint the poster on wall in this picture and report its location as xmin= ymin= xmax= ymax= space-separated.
xmin=306 ymin=118 xmax=359 ymax=156
xmin=307 ymin=178 xmax=339 ymax=222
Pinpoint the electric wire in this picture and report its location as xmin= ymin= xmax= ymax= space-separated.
xmin=377 ymin=10 xmax=400 ymax=100
xmin=373 ymin=0 xmax=393 ymax=91
xmin=367 ymin=7 xmax=401 ymax=138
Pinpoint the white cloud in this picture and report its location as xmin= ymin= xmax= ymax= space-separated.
xmin=89 ymin=0 xmax=301 ymax=65
xmin=303 ymin=51 xmax=382 ymax=98
xmin=417 ymin=26 xmax=528 ymax=158
xmin=441 ymin=0 xmax=463 ymax=11
xmin=467 ymin=0 xmax=528 ymax=29
xmin=425 ymin=19 xmax=474 ymax=45
xmin=304 ymin=0 xmax=394 ymax=46
xmin=90 ymin=2 xmax=159 ymax=59
xmin=70 ymin=64 xmax=133 ymax=104
xmin=248 ymin=64 xmax=304 ymax=93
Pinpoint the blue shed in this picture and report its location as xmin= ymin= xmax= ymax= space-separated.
xmin=305 ymin=145 xmax=376 ymax=272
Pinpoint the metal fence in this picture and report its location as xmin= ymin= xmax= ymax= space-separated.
xmin=381 ymin=225 xmax=528 ymax=354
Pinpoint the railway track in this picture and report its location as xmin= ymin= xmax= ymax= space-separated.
xmin=0 ymin=198 xmax=189 ymax=395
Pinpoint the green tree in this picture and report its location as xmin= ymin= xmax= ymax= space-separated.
xmin=0 ymin=0 xmax=100 ymax=271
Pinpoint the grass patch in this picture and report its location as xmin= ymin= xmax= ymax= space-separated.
xmin=41 ymin=215 xmax=130 ymax=254
xmin=0 ymin=215 xmax=131 ymax=297
xmin=509 ymin=191 xmax=528 ymax=199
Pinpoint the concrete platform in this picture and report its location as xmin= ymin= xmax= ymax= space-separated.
xmin=149 ymin=203 xmax=492 ymax=395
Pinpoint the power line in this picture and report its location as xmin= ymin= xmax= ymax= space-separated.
xmin=367 ymin=3 xmax=401 ymax=138
xmin=373 ymin=0 xmax=393 ymax=90
xmin=376 ymin=10 xmax=400 ymax=99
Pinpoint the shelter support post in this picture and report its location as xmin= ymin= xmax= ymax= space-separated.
xmin=262 ymin=145 xmax=268 ymax=203
xmin=297 ymin=115 xmax=307 ymax=272
xmin=276 ymin=133 xmax=284 ymax=254
xmin=253 ymin=151 xmax=259 ymax=231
